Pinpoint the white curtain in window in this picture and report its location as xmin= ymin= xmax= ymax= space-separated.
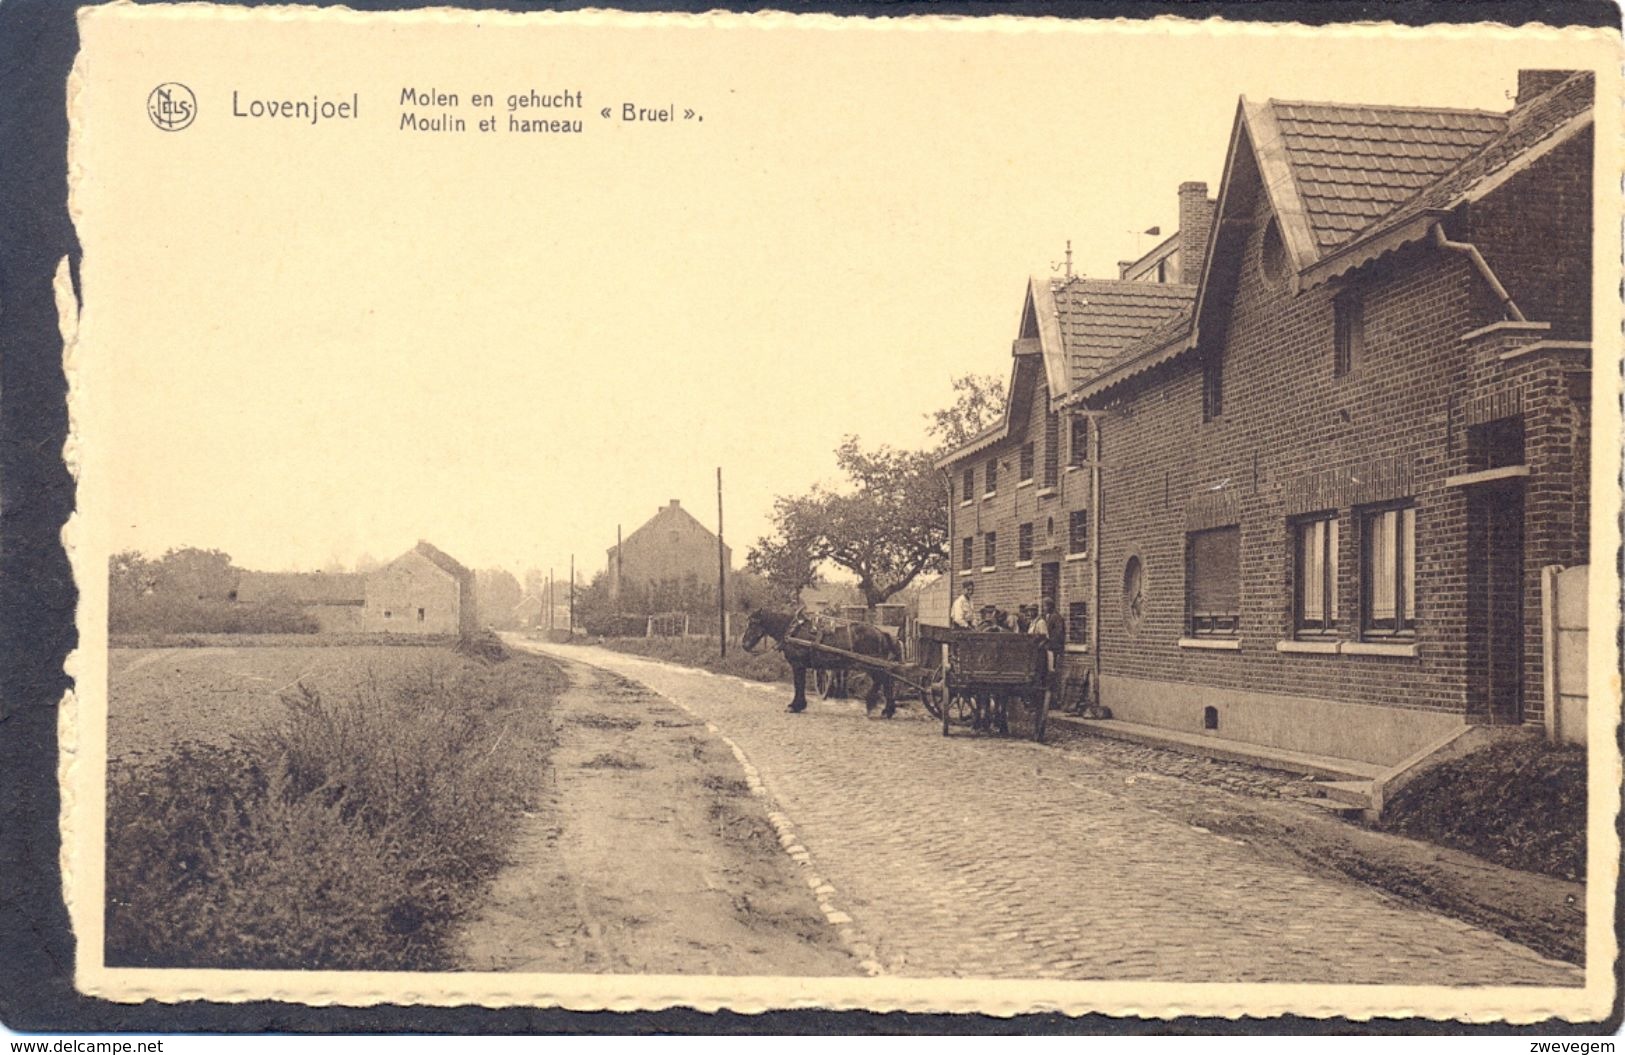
xmin=1371 ymin=510 xmax=1397 ymax=621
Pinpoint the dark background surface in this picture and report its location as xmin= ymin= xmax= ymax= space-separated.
xmin=2 ymin=0 xmax=1618 ymax=1035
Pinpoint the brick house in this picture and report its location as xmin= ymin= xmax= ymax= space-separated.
xmin=608 ymin=499 xmax=731 ymax=607
xmin=1049 ymin=71 xmax=1594 ymax=765
xmin=233 ymin=539 xmax=478 ymax=636
xmin=938 ymin=184 xmax=1211 ymax=676
xmin=360 ymin=540 xmax=478 ymax=636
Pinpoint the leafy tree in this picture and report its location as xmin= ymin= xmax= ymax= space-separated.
xmin=152 ymin=547 xmax=237 ymax=601
xmin=926 ymin=372 xmax=1007 ymax=451
xmin=747 ymin=436 xmax=947 ymax=609
xmin=473 ymin=569 xmax=524 ymax=629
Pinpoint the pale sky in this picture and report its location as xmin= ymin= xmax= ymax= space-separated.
xmin=75 ymin=9 xmax=1602 ymax=579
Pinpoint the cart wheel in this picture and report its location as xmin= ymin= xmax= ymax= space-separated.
xmin=919 ymin=678 xmax=945 ymax=719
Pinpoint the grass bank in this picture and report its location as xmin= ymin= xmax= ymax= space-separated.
xmin=580 ymin=636 xmax=792 ymax=683
xmin=111 ymin=631 xmax=458 ymax=649
xmin=106 ymin=644 xmax=568 ymax=970
xmin=1379 ymin=736 xmax=1587 ymax=882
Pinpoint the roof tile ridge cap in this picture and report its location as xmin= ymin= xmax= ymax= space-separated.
xmin=1265 ymin=97 xmax=1510 ymax=120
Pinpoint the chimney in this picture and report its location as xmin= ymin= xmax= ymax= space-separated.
xmin=667 ymin=499 xmax=680 ymax=510
xmin=1516 ymin=69 xmax=1573 ymax=107
xmin=1177 ymin=181 xmax=1215 ymax=285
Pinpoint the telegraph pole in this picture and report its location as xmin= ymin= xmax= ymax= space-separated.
xmin=569 ymin=554 xmax=575 ymax=634
xmin=548 ymin=568 xmax=554 ymax=631
xmin=717 ymin=466 xmax=727 ymax=658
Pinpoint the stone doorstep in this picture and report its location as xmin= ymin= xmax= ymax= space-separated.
xmin=1051 ymin=715 xmax=1386 ymax=782
xmin=1315 ymin=779 xmax=1377 ymax=808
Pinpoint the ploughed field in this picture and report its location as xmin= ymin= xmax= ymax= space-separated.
xmin=108 ymin=642 xmax=448 ymax=765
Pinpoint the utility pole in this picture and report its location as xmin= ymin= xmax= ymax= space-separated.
xmin=569 ymin=554 xmax=575 ymax=635
xmin=615 ymin=524 xmax=623 ymax=602
xmin=717 ymin=466 xmax=727 ymax=658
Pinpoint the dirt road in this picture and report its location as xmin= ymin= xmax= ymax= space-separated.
xmin=456 ymin=654 xmax=857 ymax=975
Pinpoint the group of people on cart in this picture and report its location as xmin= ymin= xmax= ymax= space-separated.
xmin=947 ymin=580 xmax=1070 ymax=714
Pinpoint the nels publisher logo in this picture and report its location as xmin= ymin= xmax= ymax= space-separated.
xmin=147 ymin=83 xmax=196 ymax=131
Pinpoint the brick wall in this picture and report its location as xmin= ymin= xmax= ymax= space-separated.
xmin=948 ymin=372 xmax=1093 ymax=632
xmin=1464 ymin=132 xmax=1593 ymax=341
xmin=1091 ymin=131 xmax=1590 ymax=729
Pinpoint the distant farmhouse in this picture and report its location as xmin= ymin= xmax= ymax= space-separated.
xmin=235 ymin=540 xmax=477 ymax=635
xmin=607 ymin=499 xmax=730 ymax=605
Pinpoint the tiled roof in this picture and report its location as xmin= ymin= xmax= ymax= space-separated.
xmin=1052 ymin=278 xmax=1197 ymax=384
xmin=412 ymin=540 xmax=474 ymax=582
xmin=1270 ymin=101 xmax=1506 ymax=252
xmin=1374 ymin=72 xmax=1593 ymax=234
xmin=235 ymin=571 xmax=366 ymax=606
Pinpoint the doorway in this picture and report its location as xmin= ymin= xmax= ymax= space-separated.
xmin=1468 ymin=480 xmax=1525 ymax=724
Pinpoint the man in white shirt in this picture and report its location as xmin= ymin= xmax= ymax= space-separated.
xmin=950 ymin=581 xmax=977 ymax=629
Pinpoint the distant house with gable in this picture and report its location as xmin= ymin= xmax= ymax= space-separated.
xmin=607 ymin=499 xmax=730 ymax=608
xmin=233 ymin=540 xmax=477 ymax=636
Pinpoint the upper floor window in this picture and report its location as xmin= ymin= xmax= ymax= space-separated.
xmin=1019 ymin=441 xmax=1035 ymax=483
xmin=1294 ymin=514 xmax=1339 ymax=636
xmin=1068 ymin=509 xmax=1089 ymax=555
xmin=1042 ymin=414 xmax=1059 ymax=488
xmin=1361 ymin=503 xmax=1416 ymax=638
xmin=1068 ymin=601 xmax=1089 ymax=645
xmin=984 ymin=458 xmax=998 ymax=495
xmin=1202 ymin=351 xmax=1224 ymax=422
xmin=961 ymin=467 xmax=975 ymax=503
xmin=983 ymin=531 xmax=998 ymax=569
xmin=1187 ymin=526 xmax=1240 ymax=636
xmin=1069 ymin=415 xmax=1090 ymax=468
xmin=1017 ymin=522 xmax=1034 ymax=562
xmin=1334 ymin=288 xmax=1363 ymax=377
xmin=961 ymin=536 xmax=974 ymax=571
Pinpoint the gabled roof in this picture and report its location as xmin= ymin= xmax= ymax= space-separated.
xmin=1051 ymin=278 xmax=1197 ymax=384
xmin=1269 ymin=100 xmax=1506 ymax=254
xmin=235 ymin=571 xmax=366 ymax=606
xmin=408 ymin=540 xmax=474 ymax=582
xmin=1304 ymin=72 xmax=1595 ymax=289
xmin=1073 ymin=75 xmax=1589 ymax=405
xmin=937 ymin=275 xmax=1194 ymax=467
xmin=612 ymin=500 xmax=724 ymax=555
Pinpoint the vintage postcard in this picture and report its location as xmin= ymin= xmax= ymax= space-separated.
xmin=62 ymin=3 xmax=1622 ymax=1024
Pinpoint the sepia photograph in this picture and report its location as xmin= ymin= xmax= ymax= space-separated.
xmin=43 ymin=1 xmax=1622 ymax=1026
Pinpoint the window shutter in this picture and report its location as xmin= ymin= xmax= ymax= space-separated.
xmin=1190 ymin=527 xmax=1240 ymax=615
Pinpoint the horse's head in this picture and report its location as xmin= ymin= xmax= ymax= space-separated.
xmin=740 ymin=608 xmax=773 ymax=653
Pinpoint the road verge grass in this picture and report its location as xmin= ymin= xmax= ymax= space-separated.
xmin=106 ymin=649 xmax=567 ymax=970
xmin=579 ymin=636 xmax=792 ymax=682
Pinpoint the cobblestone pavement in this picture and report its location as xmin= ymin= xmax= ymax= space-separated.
xmin=516 ymin=641 xmax=1580 ymax=986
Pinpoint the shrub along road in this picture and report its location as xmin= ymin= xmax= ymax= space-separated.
xmin=510 ymin=638 xmax=1581 ymax=985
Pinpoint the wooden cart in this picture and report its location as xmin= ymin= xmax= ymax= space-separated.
xmin=915 ymin=626 xmax=1048 ymax=741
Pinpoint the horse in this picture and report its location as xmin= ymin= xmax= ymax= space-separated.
xmin=741 ymin=606 xmax=900 ymax=717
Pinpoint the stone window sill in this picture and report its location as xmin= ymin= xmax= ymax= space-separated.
xmin=1344 ymin=640 xmax=1419 ymax=658
xmin=1014 ymin=560 xmax=1034 ymax=569
xmin=1276 ymin=639 xmax=1339 ymax=654
xmin=1444 ymin=465 xmax=1529 ymax=489
xmin=1017 ymin=479 xmax=1035 ymax=489
xmin=1064 ymin=644 xmax=1091 ymax=654
xmin=980 ymin=566 xmax=997 ymax=574
xmin=983 ymin=492 xmax=998 ymax=501
xmin=1065 ymin=552 xmax=1088 ymax=562
xmin=1178 ymin=637 xmax=1240 ymax=651
xmin=959 ymin=499 xmax=973 ymax=508
xmin=1036 ymin=486 xmax=1058 ymax=498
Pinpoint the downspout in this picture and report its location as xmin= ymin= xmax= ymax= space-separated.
xmin=941 ymin=467 xmax=955 ymax=625
xmin=1431 ymin=222 xmax=1526 ymax=322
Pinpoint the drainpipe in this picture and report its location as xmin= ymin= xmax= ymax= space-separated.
xmin=1431 ymin=222 xmax=1526 ymax=323
xmin=941 ymin=467 xmax=956 ymax=622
